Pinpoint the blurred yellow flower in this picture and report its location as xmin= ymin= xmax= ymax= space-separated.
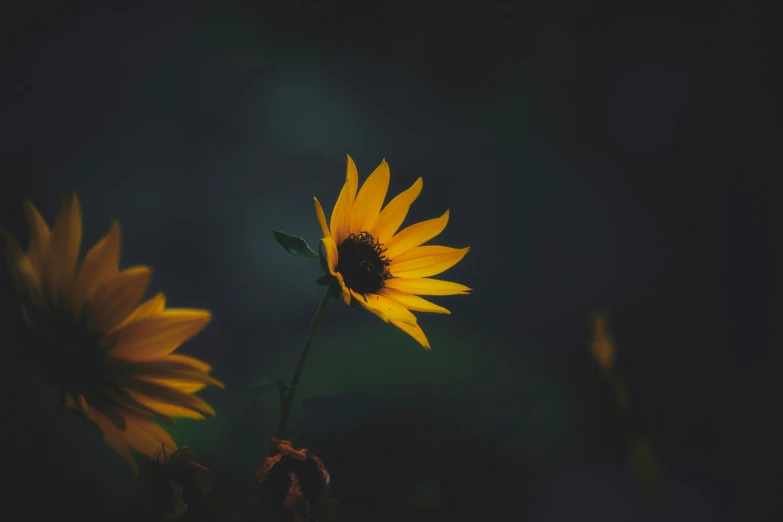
xmin=1 ymin=193 xmax=223 ymax=475
xmin=314 ymin=155 xmax=471 ymax=349
xmin=590 ymin=309 xmax=615 ymax=374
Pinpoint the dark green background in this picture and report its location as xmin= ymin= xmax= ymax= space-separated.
xmin=1 ymin=1 xmax=776 ymax=521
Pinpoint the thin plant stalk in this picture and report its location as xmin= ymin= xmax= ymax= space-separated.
xmin=275 ymin=289 xmax=331 ymax=440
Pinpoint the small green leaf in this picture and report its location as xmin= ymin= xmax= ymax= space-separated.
xmin=270 ymin=229 xmax=319 ymax=258
xmin=252 ymin=379 xmax=294 ymax=392
xmin=250 ymin=379 xmax=278 ymax=393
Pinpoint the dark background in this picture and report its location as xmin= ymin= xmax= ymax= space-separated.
xmin=0 ymin=1 xmax=777 ymax=521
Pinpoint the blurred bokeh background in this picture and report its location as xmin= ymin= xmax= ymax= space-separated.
xmin=1 ymin=1 xmax=777 ymax=521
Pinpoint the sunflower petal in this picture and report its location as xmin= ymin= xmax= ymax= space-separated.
xmin=590 ymin=310 xmax=615 ymax=374
xmin=136 ymin=368 xmax=223 ymax=389
xmin=384 ymin=277 xmax=472 ymax=296
xmin=329 ymin=183 xmax=352 ymax=247
xmin=62 ymin=392 xmax=75 ymax=408
xmin=321 ymin=237 xmax=350 ymax=304
xmin=314 ymin=197 xmax=331 ymax=239
xmin=77 ymin=394 xmax=90 ymax=415
xmin=329 ymin=155 xmax=359 ymax=246
xmin=115 ymin=375 xmax=216 ymax=417
xmin=106 ymin=388 xmax=177 ymax=428
xmin=88 ymin=407 xmax=138 ymax=475
xmin=351 ymin=290 xmax=417 ymax=325
xmin=0 ymin=227 xmax=24 ymax=267
xmin=321 ymin=237 xmax=339 ymax=276
xmin=349 ymin=290 xmax=384 ymax=321
xmin=23 ymin=200 xmax=51 ymax=283
xmin=123 ymin=414 xmax=177 ymax=457
xmin=72 ymin=221 xmax=121 ymax=316
xmin=336 ymin=272 xmax=350 ymax=305
xmin=350 ymin=159 xmax=390 ymax=235
xmin=128 ymin=391 xmax=206 ymax=420
xmin=128 ymin=360 xmax=225 ymax=390
xmin=390 ymin=246 xmax=470 ymax=278
xmin=377 ymin=287 xmax=451 ymax=314
xmin=0 ymin=228 xmax=44 ymax=306
xmin=371 ymin=177 xmax=423 ymax=244
xmin=105 ymin=309 xmax=212 ymax=360
xmin=161 ymin=353 xmax=213 ymax=373
xmin=383 ymin=210 xmax=449 ymax=260
xmin=144 ymin=379 xmax=208 ymax=394
xmin=390 ymin=318 xmax=431 ymax=349
xmin=86 ymin=266 xmax=152 ymax=332
xmin=46 ymin=193 xmax=82 ymax=306
xmin=92 ymin=401 xmax=128 ymax=430
xmin=112 ymin=292 xmax=167 ymax=331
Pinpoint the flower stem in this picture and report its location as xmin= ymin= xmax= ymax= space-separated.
xmin=275 ymin=288 xmax=331 ymax=440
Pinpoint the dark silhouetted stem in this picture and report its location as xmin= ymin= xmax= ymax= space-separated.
xmin=275 ymin=289 xmax=331 ymax=440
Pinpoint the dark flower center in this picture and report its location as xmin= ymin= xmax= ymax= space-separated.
xmin=336 ymin=232 xmax=392 ymax=295
xmin=26 ymin=305 xmax=110 ymax=404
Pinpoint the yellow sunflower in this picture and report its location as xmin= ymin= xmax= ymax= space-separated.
xmin=0 ymin=193 xmax=223 ymax=475
xmin=314 ymin=155 xmax=471 ymax=349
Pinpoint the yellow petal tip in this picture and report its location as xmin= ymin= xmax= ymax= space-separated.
xmin=0 ymin=226 xmax=13 ymax=244
xmin=22 ymin=198 xmax=38 ymax=212
xmin=61 ymin=191 xmax=81 ymax=212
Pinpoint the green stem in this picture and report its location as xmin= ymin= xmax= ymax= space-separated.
xmin=275 ymin=289 xmax=331 ymax=440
